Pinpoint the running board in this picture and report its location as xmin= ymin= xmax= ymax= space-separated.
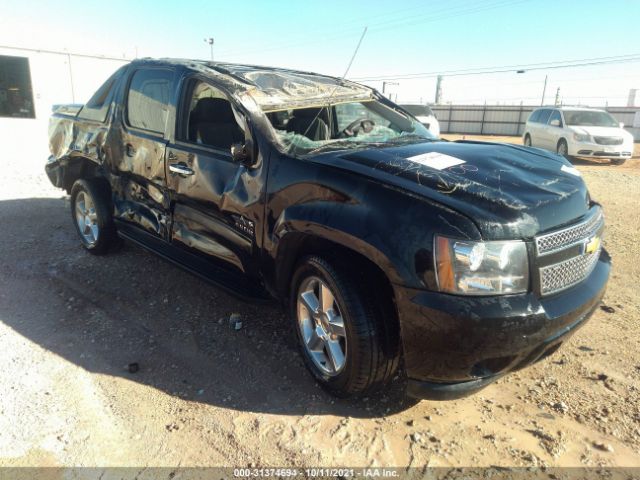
xmin=115 ymin=221 xmax=272 ymax=303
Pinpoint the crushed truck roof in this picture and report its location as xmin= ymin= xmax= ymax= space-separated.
xmin=137 ymin=58 xmax=374 ymax=112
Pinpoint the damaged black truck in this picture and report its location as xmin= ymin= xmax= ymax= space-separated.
xmin=46 ymin=59 xmax=610 ymax=400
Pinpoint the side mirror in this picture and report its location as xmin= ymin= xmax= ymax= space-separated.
xmin=231 ymin=141 xmax=256 ymax=167
xmin=619 ymin=122 xmax=625 ymax=128
xmin=550 ymin=119 xmax=561 ymax=127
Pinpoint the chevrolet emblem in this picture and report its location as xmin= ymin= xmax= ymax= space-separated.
xmin=584 ymin=235 xmax=601 ymax=255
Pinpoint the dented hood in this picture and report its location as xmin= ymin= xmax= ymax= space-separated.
xmin=330 ymin=141 xmax=591 ymax=240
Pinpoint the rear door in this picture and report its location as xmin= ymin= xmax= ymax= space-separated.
xmin=113 ymin=66 xmax=177 ymax=241
xmin=526 ymin=109 xmax=541 ymax=146
xmin=164 ymin=75 xmax=263 ymax=278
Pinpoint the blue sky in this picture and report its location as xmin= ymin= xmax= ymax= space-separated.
xmin=1 ymin=0 xmax=639 ymax=105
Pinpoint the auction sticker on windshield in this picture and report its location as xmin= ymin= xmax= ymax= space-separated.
xmin=407 ymin=152 xmax=466 ymax=170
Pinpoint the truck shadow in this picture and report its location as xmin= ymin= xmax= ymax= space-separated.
xmin=0 ymin=197 xmax=418 ymax=419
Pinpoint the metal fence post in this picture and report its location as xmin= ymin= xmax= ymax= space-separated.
xmin=480 ymin=102 xmax=487 ymax=135
xmin=448 ymin=103 xmax=453 ymax=134
xmin=517 ymin=102 xmax=523 ymax=136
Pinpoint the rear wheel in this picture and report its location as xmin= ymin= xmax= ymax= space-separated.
xmin=290 ymin=256 xmax=399 ymax=398
xmin=611 ymin=158 xmax=626 ymax=166
xmin=70 ymin=179 xmax=118 ymax=254
xmin=523 ymin=134 xmax=531 ymax=147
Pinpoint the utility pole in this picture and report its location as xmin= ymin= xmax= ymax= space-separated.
xmin=382 ymin=81 xmax=398 ymax=98
xmin=435 ymin=75 xmax=443 ymax=104
xmin=554 ymin=87 xmax=561 ymax=106
xmin=65 ymin=52 xmax=75 ymax=103
xmin=204 ymin=37 xmax=214 ymax=61
xmin=540 ymin=74 xmax=548 ymax=106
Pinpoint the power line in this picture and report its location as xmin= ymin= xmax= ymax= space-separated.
xmin=350 ymin=54 xmax=640 ymax=81
xmin=215 ymin=0 xmax=529 ymax=59
xmin=0 ymin=44 xmax=132 ymax=61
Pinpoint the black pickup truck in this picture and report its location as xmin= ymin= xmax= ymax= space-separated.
xmin=46 ymin=59 xmax=610 ymax=400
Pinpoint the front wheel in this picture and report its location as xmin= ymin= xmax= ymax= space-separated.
xmin=557 ymin=139 xmax=570 ymax=159
xmin=523 ymin=134 xmax=531 ymax=147
xmin=70 ymin=179 xmax=118 ymax=254
xmin=290 ymin=256 xmax=399 ymax=398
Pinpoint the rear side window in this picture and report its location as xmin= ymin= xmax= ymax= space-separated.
xmin=78 ymin=67 xmax=124 ymax=122
xmin=537 ymin=109 xmax=552 ymax=124
xmin=528 ymin=110 xmax=541 ymax=123
xmin=127 ymin=68 xmax=175 ymax=134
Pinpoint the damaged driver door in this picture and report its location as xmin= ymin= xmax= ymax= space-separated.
xmin=164 ymin=76 xmax=264 ymax=281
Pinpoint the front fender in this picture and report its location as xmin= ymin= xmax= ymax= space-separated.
xmin=272 ymin=202 xmax=406 ymax=285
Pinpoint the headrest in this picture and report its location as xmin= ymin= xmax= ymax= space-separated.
xmin=192 ymin=97 xmax=236 ymax=123
xmin=293 ymin=107 xmax=324 ymax=119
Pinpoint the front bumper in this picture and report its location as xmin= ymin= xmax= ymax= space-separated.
xmin=394 ymin=249 xmax=611 ymax=400
xmin=568 ymin=141 xmax=633 ymax=159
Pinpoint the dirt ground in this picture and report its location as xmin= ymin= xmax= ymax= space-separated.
xmin=0 ymin=136 xmax=639 ymax=470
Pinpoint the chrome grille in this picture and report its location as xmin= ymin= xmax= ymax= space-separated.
xmin=536 ymin=207 xmax=604 ymax=296
xmin=540 ymin=244 xmax=601 ymax=295
xmin=594 ymin=136 xmax=623 ymax=146
xmin=536 ymin=208 xmax=604 ymax=256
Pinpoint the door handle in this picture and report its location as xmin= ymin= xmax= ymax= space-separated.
xmin=126 ymin=144 xmax=136 ymax=157
xmin=169 ymin=163 xmax=194 ymax=176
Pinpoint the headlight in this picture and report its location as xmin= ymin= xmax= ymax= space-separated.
xmin=434 ymin=236 xmax=529 ymax=295
xmin=573 ymin=132 xmax=591 ymax=142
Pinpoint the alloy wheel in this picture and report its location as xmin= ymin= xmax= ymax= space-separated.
xmin=296 ymin=276 xmax=347 ymax=376
xmin=75 ymin=191 xmax=99 ymax=245
xmin=558 ymin=142 xmax=568 ymax=156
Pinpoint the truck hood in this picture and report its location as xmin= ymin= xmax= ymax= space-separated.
xmin=321 ymin=140 xmax=591 ymax=240
xmin=569 ymin=125 xmax=629 ymax=138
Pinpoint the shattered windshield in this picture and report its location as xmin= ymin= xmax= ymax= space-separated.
xmin=265 ymin=99 xmax=436 ymax=156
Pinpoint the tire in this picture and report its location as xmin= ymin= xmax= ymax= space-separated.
xmin=290 ymin=256 xmax=399 ymax=398
xmin=523 ymin=134 xmax=531 ymax=147
xmin=557 ymin=139 xmax=570 ymax=159
xmin=70 ymin=178 xmax=117 ymax=255
xmin=610 ymin=158 xmax=626 ymax=166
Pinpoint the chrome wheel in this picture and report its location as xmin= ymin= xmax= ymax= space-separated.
xmin=297 ymin=276 xmax=347 ymax=376
xmin=75 ymin=191 xmax=99 ymax=245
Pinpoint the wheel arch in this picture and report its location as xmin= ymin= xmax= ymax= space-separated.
xmin=56 ymin=156 xmax=105 ymax=193
xmin=274 ymin=232 xmax=402 ymax=358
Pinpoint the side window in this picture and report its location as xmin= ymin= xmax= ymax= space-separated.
xmin=537 ymin=109 xmax=552 ymax=125
xmin=181 ymin=80 xmax=244 ymax=151
xmin=127 ymin=68 xmax=175 ymax=134
xmin=78 ymin=67 xmax=124 ymax=122
xmin=528 ymin=110 xmax=541 ymax=123
xmin=548 ymin=110 xmax=562 ymax=127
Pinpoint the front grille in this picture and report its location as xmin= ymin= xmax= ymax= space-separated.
xmin=594 ymin=136 xmax=623 ymax=145
xmin=535 ymin=208 xmax=604 ymax=296
xmin=539 ymin=244 xmax=601 ymax=295
xmin=536 ymin=208 xmax=604 ymax=256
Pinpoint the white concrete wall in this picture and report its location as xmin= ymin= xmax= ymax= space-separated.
xmin=0 ymin=47 xmax=128 ymax=173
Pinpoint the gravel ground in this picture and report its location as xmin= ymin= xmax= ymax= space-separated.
xmin=0 ymin=137 xmax=639 ymax=469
